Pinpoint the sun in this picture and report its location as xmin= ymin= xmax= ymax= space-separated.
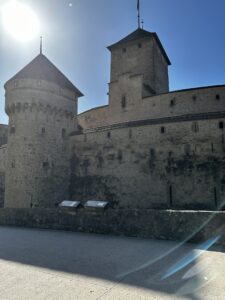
xmin=1 ymin=1 xmax=40 ymax=42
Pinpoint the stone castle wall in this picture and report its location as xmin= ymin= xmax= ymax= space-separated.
xmin=4 ymin=78 xmax=78 ymax=208
xmin=70 ymin=114 xmax=225 ymax=210
xmin=0 ymin=124 xmax=8 ymax=147
xmin=0 ymin=145 xmax=7 ymax=207
xmin=78 ymin=85 xmax=225 ymax=129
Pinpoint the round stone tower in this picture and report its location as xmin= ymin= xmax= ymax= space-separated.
xmin=4 ymin=53 xmax=83 ymax=208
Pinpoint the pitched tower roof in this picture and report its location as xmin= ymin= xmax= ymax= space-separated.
xmin=5 ymin=54 xmax=83 ymax=96
xmin=107 ymin=28 xmax=171 ymax=65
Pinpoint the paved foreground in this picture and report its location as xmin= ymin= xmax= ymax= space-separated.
xmin=0 ymin=227 xmax=224 ymax=299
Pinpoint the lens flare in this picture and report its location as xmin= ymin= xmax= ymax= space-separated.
xmin=1 ymin=1 xmax=40 ymax=42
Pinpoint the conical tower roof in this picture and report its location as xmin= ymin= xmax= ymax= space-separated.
xmin=5 ymin=54 xmax=83 ymax=96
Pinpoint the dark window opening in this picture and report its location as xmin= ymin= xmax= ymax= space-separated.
xmin=169 ymin=186 xmax=173 ymax=206
xmin=138 ymin=43 xmax=142 ymax=48
xmin=122 ymin=48 xmax=126 ymax=53
xmin=160 ymin=126 xmax=165 ymax=134
xmin=192 ymin=122 xmax=199 ymax=133
xmin=43 ymin=162 xmax=49 ymax=168
xmin=41 ymin=127 xmax=45 ymax=134
xmin=129 ymin=129 xmax=132 ymax=139
xmin=216 ymin=94 xmax=220 ymax=100
xmin=107 ymin=131 xmax=111 ymax=138
xmin=121 ymin=95 xmax=126 ymax=108
xmin=211 ymin=143 xmax=214 ymax=153
xmin=193 ymin=95 xmax=197 ymax=101
xmin=214 ymin=187 xmax=218 ymax=208
xmin=170 ymin=98 xmax=176 ymax=106
xmin=10 ymin=126 xmax=15 ymax=134
xmin=219 ymin=121 xmax=224 ymax=129
xmin=62 ymin=128 xmax=66 ymax=138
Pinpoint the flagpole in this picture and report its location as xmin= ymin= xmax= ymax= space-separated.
xmin=137 ymin=0 xmax=141 ymax=28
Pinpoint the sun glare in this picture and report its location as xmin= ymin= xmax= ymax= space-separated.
xmin=1 ymin=1 xmax=40 ymax=42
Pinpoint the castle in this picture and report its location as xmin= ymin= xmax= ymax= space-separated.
xmin=0 ymin=27 xmax=225 ymax=210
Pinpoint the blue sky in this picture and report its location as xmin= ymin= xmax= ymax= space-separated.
xmin=0 ymin=0 xmax=225 ymax=125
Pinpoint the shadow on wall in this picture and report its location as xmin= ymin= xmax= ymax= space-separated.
xmin=0 ymin=225 xmax=223 ymax=299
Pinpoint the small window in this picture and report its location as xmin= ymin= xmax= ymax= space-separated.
xmin=41 ymin=127 xmax=46 ymax=134
xmin=129 ymin=128 xmax=132 ymax=139
xmin=43 ymin=162 xmax=49 ymax=168
xmin=219 ymin=121 xmax=224 ymax=129
xmin=10 ymin=126 xmax=15 ymax=134
xmin=62 ymin=128 xmax=66 ymax=138
xmin=170 ymin=99 xmax=176 ymax=107
xmin=122 ymin=48 xmax=126 ymax=53
xmin=138 ymin=43 xmax=142 ymax=48
xmin=192 ymin=122 xmax=199 ymax=133
xmin=169 ymin=185 xmax=173 ymax=206
xmin=216 ymin=94 xmax=220 ymax=100
xmin=192 ymin=95 xmax=197 ymax=101
xmin=160 ymin=126 xmax=165 ymax=134
xmin=121 ymin=95 xmax=126 ymax=108
xmin=107 ymin=131 xmax=111 ymax=138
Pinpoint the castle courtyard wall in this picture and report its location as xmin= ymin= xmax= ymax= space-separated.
xmin=70 ymin=115 xmax=225 ymax=210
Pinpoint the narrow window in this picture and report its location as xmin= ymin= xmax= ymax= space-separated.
xmin=192 ymin=95 xmax=197 ymax=101
xmin=169 ymin=186 xmax=173 ymax=206
xmin=129 ymin=128 xmax=132 ymax=139
xmin=122 ymin=48 xmax=126 ymax=53
xmin=170 ymin=98 xmax=176 ymax=107
xmin=216 ymin=94 xmax=220 ymax=100
xmin=10 ymin=126 xmax=15 ymax=134
xmin=160 ymin=126 xmax=165 ymax=134
xmin=62 ymin=128 xmax=66 ymax=138
xmin=138 ymin=43 xmax=142 ymax=48
xmin=214 ymin=187 xmax=218 ymax=208
xmin=41 ymin=127 xmax=46 ymax=134
xmin=219 ymin=121 xmax=224 ymax=129
xmin=43 ymin=162 xmax=49 ymax=168
xmin=121 ymin=95 xmax=126 ymax=108
xmin=107 ymin=131 xmax=111 ymax=138
xmin=192 ymin=122 xmax=199 ymax=133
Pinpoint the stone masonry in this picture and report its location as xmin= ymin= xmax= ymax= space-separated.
xmin=0 ymin=28 xmax=225 ymax=209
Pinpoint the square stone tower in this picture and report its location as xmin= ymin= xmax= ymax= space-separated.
xmin=108 ymin=28 xmax=171 ymax=110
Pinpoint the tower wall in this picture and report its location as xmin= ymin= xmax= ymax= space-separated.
xmin=109 ymin=35 xmax=169 ymax=110
xmin=4 ymin=78 xmax=78 ymax=208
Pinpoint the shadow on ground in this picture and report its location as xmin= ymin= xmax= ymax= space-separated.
xmin=0 ymin=226 xmax=224 ymax=299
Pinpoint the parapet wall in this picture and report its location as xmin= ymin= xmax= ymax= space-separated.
xmin=0 ymin=208 xmax=224 ymax=245
xmin=70 ymin=115 xmax=225 ymax=210
xmin=78 ymin=85 xmax=225 ymax=129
